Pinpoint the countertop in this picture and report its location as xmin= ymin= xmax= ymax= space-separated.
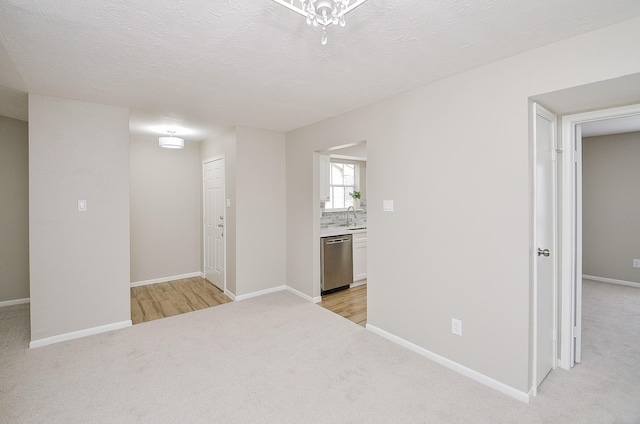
xmin=320 ymin=226 xmax=367 ymax=237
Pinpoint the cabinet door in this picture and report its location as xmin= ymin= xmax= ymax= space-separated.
xmin=319 ymin=155 xmax=330 ymax=202
xmin=353 ymin=233 xmax=367 ymax=281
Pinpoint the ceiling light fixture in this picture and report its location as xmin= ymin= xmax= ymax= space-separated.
xmin=159 ymin=131 xmax=184 ymax=149
xmin=272 ymin=0 xmax=368 ymax=45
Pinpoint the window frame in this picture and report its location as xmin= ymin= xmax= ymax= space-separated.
xmin=324 ymin=160 xmax=360 ymax=211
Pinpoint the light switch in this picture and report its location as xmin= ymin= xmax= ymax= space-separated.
xmin=451 ymin=318 xmax=462 ymax=336
xmin=226 ymin=199 xmax=231 ymax=208
xmin=78 ymin=200 xmax=87 ymax=212
xmin=383 ymin=200 xmax=394 ymax=212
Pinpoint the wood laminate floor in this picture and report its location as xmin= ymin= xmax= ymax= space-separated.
xmin=130 ymin=277 xmax=232 ymax=325
xmin=319 ymin=284 xmax=367 ymax=327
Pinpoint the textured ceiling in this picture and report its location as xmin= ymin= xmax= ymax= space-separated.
xmin=2 ymin=0 xmax=640 ymax=140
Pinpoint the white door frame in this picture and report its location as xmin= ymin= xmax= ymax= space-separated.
xmin=203 ymin=155 xmax=226 ymax=293
xmin=531 ymin=102 xmax=558 ymax=395
xmin=559 ymin=103 xmax=640 ymax=369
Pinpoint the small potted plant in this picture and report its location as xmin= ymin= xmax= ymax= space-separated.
xmin=349 ymin=191 xmax=361 ymax=208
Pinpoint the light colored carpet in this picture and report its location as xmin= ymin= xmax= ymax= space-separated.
xmin=1 ymin=280 xmax=639 ymax=423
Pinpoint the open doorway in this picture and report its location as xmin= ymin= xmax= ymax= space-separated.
xmin=581 ymin=120 xmax=640 ymax=289
xmin=579 ymin=123 xmax=640 ymax=398
xmin=560 ymin=104 xmax=640 ymax=368
xmin=539 ymin=107 xmax=640 ymax=413
xmin=561 ymin=105 xmax=640 ymax=368
xmin=531 ymin=73 xmax=640 ymax=383
xmin=315 ymin=141 xmax=368 ymax=326
xmin=129 ymin=140 xmax=232 ymax=325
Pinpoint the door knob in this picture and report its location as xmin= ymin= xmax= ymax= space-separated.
xmin=537 ymin=248 xmax=550 ymax=257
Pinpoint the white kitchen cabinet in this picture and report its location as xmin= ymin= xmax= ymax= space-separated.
xmin=352 ymin=231 xmax=367 ymax=282
xmin=319 ymin=154 xmax=330 ymax=202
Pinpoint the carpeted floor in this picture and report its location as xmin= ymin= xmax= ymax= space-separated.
xmin=0 ymin=280 xmax=638 ymax=423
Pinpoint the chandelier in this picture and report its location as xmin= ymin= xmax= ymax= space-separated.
xmin=272 ymin=0 xmax=368 ymax=45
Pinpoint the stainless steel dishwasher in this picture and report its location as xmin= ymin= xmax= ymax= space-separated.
xmin=321 ymin=234 xmax=353 ymax=294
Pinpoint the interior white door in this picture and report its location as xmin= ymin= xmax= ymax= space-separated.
xmin=534 ymin=103 xmax=557 ymax=388
xmin=204 ymin=158 xmax=225 ymax=291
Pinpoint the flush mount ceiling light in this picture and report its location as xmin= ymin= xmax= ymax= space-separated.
xmin=272 ymin=0 xmax=368 ymax=45
xmin=159 ymin=131 xmax=184 ymax=149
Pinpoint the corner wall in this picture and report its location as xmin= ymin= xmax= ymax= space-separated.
xmin=29 ymin=94 xmax=130 ymax=343
xmin=0 ymin=115 xmax=29 ymax=303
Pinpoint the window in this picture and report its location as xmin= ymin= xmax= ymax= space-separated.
xmin=325 ymin=161 xmax=357 ymax=210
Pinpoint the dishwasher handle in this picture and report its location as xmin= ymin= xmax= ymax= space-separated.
xmin=325 ymin=237 xmax=351 ymax=244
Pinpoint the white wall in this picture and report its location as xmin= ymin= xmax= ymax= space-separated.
xmin=29 ymin=94 xmax=130 ymax=343
xmin=286 ymin=17 xmax=640 ymax=394
xmin=583 ymin=132 xmax=640 ymax=283
xmin=130 ymin=135 xmax=201 ymax=283
xmin=0 ymin=115 xmax=29 ymax=303
xmin=235 ymin=126 xmax=287 ymax=296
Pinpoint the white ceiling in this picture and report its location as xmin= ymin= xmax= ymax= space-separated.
xmin=2 ymin=0 xmax=640 ymax=140
xmin=581 ymin=114 xmax=640 ymax=137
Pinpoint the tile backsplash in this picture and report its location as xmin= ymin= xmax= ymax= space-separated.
xmin=320 ymin=200 xmax=367 ymax=228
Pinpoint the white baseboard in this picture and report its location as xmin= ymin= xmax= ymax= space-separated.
xmin=224 ymin=289 xmax=236 ymax=301
xmin=224 ymin=284 xmax=322 ymax=304
xmin=30 ymin=320 xmax=132 ymax=349
xmin=222 ymin=285 xmax=320 ymax=303
xmin=528 ymin=386 xmax=536 ymax=400
xmin=583 ymin=275 xmax=640 ymax=289
xmin=286 ymin=286 xmax=321 ymax=303
xmin=130 ymin=272 xmax=204 ymax=288
xmin=0 ymin=297 xmax=30 ymax=308
xmin=365 ymin=323 xmax=531 ymax=403
xmin=235 ymin=285 xmax=287 ymax=301
xmin=350 ymin=280 xmax=367 ymax=289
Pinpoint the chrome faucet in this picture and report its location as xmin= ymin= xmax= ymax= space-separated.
xmin=346 ymin=206 xmax=358 ymax=227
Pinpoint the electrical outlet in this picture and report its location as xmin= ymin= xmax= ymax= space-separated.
xmin=633 ymin=259 xmax=640 ymax=268
xmin=451 ymin=318 xmax=462 ymax=336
